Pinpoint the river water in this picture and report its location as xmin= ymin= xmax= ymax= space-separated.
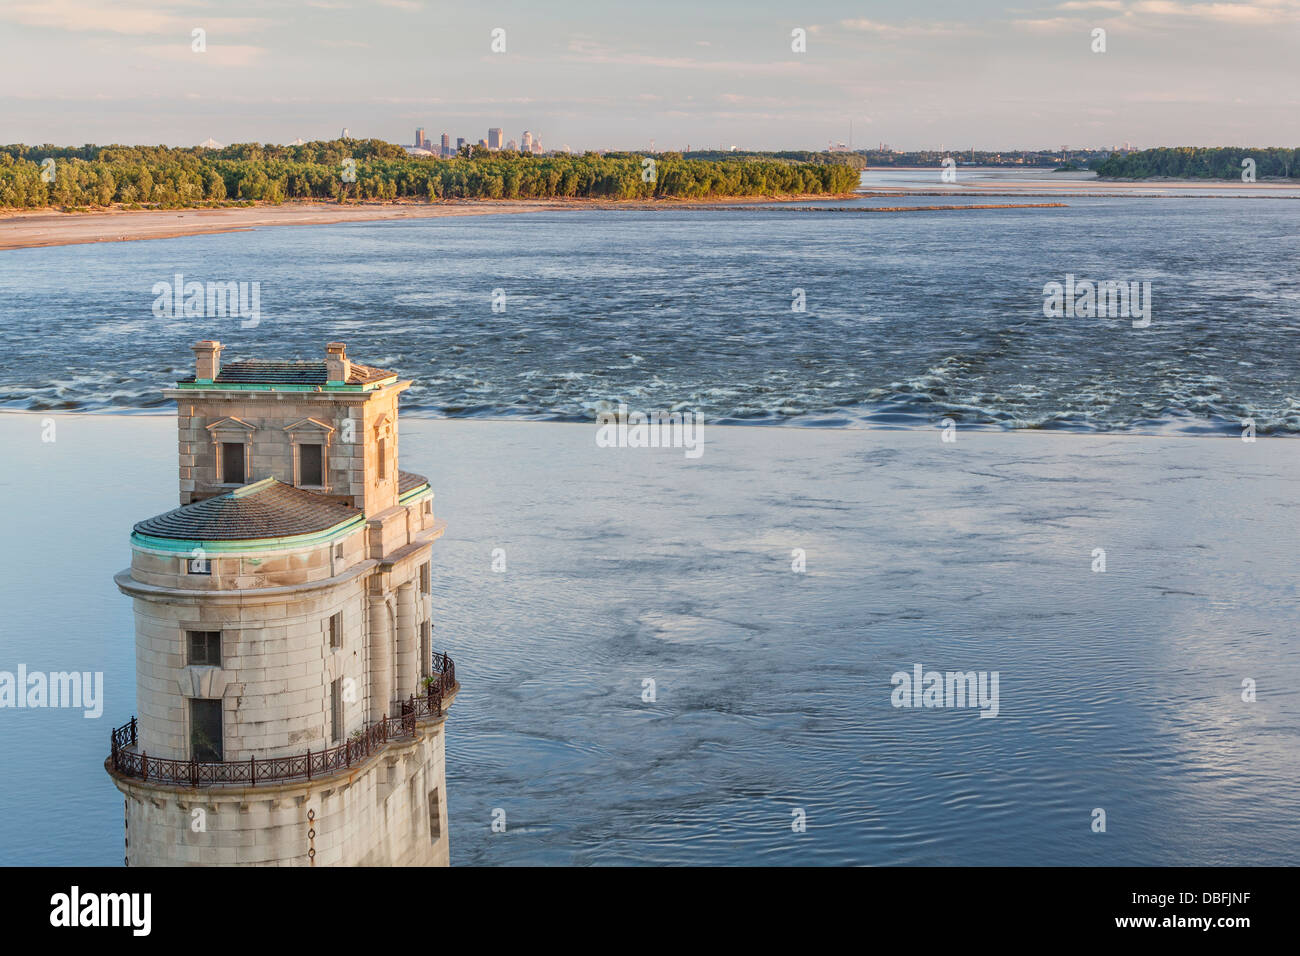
xmin=1 ymin=169 xmax=1296 ymax=433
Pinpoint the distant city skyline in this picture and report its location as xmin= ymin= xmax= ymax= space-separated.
xmin=1 ymin=0 xmax=1297 ymax=151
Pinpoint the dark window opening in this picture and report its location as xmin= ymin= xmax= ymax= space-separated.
xmin=329 ymin=612 xmax=343 ymax=649
xmin=419 ymin=562 xmax=430 ymax=594
xmin=377 ymin=437 xmax=388 ymax=480
xmin=221 ymin=442 xmax=245 ymax=484
xmin=330 ymin=678 xmax=342 ymax=743
xmin=428 ymin=788 xmax=441 ymax=841
xmin=190 ymin=698 xmax=223 ymax=761
xmin=299 ymin=443 xmax=323 ymax=486
xmin=187 ymin=630 xmax=221 ymax=667
xmin=420 ymin=620 xmax=431 ymax=679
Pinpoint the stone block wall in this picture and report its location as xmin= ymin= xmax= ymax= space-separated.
xmin=114 ymin=714 xmax=450 ymax=866
xmin=170 ymin=385 xmax=404 ymax=514
xmin=122 ymin=500 xmax=437 ymax=763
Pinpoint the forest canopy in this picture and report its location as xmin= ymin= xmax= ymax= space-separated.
xmin=0 ymin=139 xmax=861 ymax=209
xmin=1094 ymin=147 xmax=1299 ymax=180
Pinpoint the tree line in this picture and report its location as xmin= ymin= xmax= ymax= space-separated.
xmin=1094 ymin=147 xmax=1299 ymax=179
xmin=683 ymin=150 xmax=870 ymax=170
xmin=0 ymin=139 xmax=860 ymax=209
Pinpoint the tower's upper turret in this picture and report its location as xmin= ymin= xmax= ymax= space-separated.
xmin=167 ymin=340 xmax=408 ymax=516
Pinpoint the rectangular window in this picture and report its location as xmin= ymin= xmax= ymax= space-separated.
xmin=419 ymin=562 xmax=430 ymax=594
xmin=299 ymin=443 xmax=323 ymax=486
xmin=190 ymin=698 xmax=223 ymax=761
xmin=187 ymin=630 xmax=221 ymax=667
xmin=221 ymin=442 xmax=245 ymax=484
xmin=330 ymin=678 xmax=342 ymax=744
xmin=428 ymin=788 xmax=441 ymax=841
xmin=377 ymin=438 xmax=387 ymax=480
xmin=420 ymin=620 xmax=431 ymax=679
xmin=329 ymin=612 xmax=343 ymax=649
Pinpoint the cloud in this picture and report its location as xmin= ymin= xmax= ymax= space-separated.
xmin=1013 ymin=16 xmax=1091 ymax=31
xmin=836 ymin=17 xmax=966 ymax=36
xmin=563 ymin=36 xmax=826 ymax=75
xmin=1130 ymin=0 xmax=1300 ymax=22
xmin=1050 ymin=0 xmax=1300 ymax=23
xmin=136 ymin=43 xmax=266 ymax=67
xmin=0 ymin=1 xmax=267 ymax=36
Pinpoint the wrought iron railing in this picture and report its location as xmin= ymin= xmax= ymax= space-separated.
xmin=109 ymin=653 xmax=457 ymax=788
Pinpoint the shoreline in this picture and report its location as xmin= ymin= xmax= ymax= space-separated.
xmin=5 ymin=177 xmax=1292 ymax=249
xmin=0 ymin=194 xmax=855 ymax=251
xmin=0 ymin=407 xmax=1281 ymax=440
xmin=858 ymin=190 xmax=1298 ymax=199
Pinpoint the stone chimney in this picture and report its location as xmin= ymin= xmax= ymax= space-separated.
xmin=326 ymin=342 xmax=351 ymax=384
xmin=192 ymin=340 xmax=223 ymax=383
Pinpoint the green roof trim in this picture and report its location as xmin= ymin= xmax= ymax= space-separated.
xmin=173 ymin=377 xmax=397 ymax=393
xmin=230 ymin=476 xmax=278 ymax=498
xmin=131 ymin=513 xmax=366 ymax=554
xmin=398 ymin=480 xmax=432 ymax=505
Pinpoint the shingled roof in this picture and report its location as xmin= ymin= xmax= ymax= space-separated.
xmin=397 ymin=470 xmax=429 ymax=496
xmin=178 ymin=360 xmax=395 ymax=387
xmin=134 ymin=479 xmax=362 ymax=542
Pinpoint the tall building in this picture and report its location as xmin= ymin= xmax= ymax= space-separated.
xmin=487 ymin=127 xmax=503 ymax=150
xmin=456 ymin=138 xmax=466 ymax=154
xmin=415 ymin=127 xmax=426 ymax=149
xmin=106 ymin=340 xmax=457 ymax=866
xmin=440 ymin=132 xmax=450 ymax=158
xmin=521 ymin=130 xmax=532 ymax=153
xmin=341 ymin=128 xmax=349 ymax=139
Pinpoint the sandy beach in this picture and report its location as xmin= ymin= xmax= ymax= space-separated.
xmin=0 ymin=201 xmax=556 ymax=251
xmin=3 ymin=413 xmax=1297 ymax=865
xmin=0 ymin=193 xmax=858 ymax=251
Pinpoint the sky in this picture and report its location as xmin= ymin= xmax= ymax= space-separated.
xmin=1 ymin=0 xmax=1297 ymax=151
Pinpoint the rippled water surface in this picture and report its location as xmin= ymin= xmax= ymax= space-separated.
xmin=1 ymin=177 xmax=1297 ymax=433
xmin=2 ymin=178 xmax=1298 ymax=866
xmin=1 ymin=418 xmax=1297 ymax=866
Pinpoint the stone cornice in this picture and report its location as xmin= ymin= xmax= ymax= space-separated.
xmin=115 ymin=557 xmax=380 ymax=604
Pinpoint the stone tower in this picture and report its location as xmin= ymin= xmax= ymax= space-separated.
xmin=105 ymin=341 xmax=457 ymax=866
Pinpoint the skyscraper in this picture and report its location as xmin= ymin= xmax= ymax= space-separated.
xmin=521 ymin=130 xmax=532 ymax=153
xmin=440 ymin=132 xmax=450 ymax=158
xmin=415 ymin=127 xmax=426 ymax=149
xmin=488 ymin=128 xmax=503 ymax=150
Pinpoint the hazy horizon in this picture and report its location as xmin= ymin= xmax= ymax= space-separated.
xmin=2 ymin=0 xmax=1298 ymax=153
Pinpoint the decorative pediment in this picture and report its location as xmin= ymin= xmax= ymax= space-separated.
xmin=206 ymin=416 xmax=256 ymax=436
xmin=283 ymin=417 xmax=336 ymax=439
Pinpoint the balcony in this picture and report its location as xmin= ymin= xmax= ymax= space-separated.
xmin=107 ymin=653 xmax=457 ymax=789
